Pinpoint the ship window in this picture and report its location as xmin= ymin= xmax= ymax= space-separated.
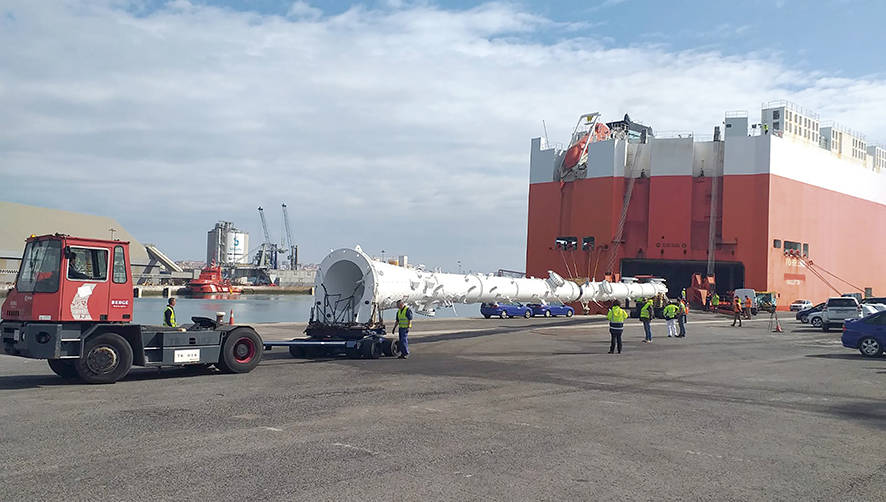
xmin=773 ymin=110 xmax=780 ymax=120
xmin=555 ymin=237 xmax=578 ymax=250
xmin=784 ymin=240 xmax=801 ymax=252
xmin=113 ymin=245 xmax=127 ymax=284
xmin=582 ymin=236 xmax=596 ymax=251
xmin=802 ymin=243 xmax=809 ymax=257
xmin=773 ymin=121 xmax=780 ymax=130
xmin=773 ymin=239 xmax=781 ymax=249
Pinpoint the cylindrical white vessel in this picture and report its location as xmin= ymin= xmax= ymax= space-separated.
xmin=313 ymin=246 xmax=667 ymax=323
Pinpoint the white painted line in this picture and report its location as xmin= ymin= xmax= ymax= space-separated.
xmin=261 ymin=426 xmax=283 ymax=432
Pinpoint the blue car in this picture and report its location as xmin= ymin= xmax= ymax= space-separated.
xmin=527 ymin=303 xmax=575 ymax=318
xmin=841 ymin=310 xmax=886 ymax=357
xmin=480 ymin=302 xmax=531 ymax=319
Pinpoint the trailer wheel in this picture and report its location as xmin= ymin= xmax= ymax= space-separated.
xmin=75 ymin=333 xmax=133 ymax=384
xmin=566 ymin=309 xmax=574 ymax=317
xmin=47 ymin=359 xmax=78 ymax=379
xmin=288 ymin=345 xmax=305 ymax=358
xmin=381 ymin=338 xmax=401 ymax=357
xmin=499 ymin=311 xmax=507 ymax=319
xmin=218 ymin=328 xmax=263 ymax=373
xmin=361 ymin=339 xmax=381 ymax=359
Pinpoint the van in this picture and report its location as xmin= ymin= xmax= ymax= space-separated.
xmin=821 ymin=296 xmax=862 ymax=332
xmin=733 ymin=288 xmax=757 ymax=315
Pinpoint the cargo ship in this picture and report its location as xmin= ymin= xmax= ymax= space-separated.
xmin=526 ymin=101 xmax=886 ymax=309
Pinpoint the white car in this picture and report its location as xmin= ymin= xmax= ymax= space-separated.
xmin=861 ymin=304 xmax=886 ymax=316
xmin=790 ymin=299 xmax=813 ymax=312
xmin=820 ymin=297 xmax=862 ymax=332
xmin=808 ymin=311 xmax=825 ymax=328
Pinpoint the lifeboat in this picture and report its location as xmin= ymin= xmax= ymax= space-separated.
xmin=185 ymin=263 xmax=242 ymax=295
xmin=562 ymin=123 xmax=611 ymax=171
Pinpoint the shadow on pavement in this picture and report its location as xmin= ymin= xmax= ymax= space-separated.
xmin=805 ymin=353 xmax=873 ymax=361
xmin=827 ymin=401 xmax=886 ymax=430
xmin=0 ymin=365 xmax=219 ymax=390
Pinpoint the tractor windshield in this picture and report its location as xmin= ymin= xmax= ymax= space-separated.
xmin=15 ymin=239 xmax=62 ymax=293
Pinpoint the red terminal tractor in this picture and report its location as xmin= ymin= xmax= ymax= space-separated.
xmin=1 ymin=234 xmax=263 ymax=383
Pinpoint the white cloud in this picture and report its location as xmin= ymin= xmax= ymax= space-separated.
xmin=1 ymin=1 xmax=884 ymax=271
xmin=286 ymin=1 xmax=321 ymax=20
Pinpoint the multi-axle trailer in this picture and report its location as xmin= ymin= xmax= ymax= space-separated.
xmin=2 ymin=236 xmax=665 ymax=383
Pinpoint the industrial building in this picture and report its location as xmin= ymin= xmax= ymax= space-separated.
xmin=0 ymin=201 xmax=187 ymax=285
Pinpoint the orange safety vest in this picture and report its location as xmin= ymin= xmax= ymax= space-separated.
xmin=733 ymin=299 xmax=742 ymax=312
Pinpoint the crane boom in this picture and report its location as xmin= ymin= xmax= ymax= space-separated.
xmin=282 ymin=203 xmax=297 ymax=269
xmin=258 ymin=206 xmax=272 ymax=245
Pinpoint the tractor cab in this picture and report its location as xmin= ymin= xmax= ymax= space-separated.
xmin=2 ymin=234 xmax=133 ymax=323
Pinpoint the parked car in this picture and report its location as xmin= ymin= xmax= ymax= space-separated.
xmin=527 ymin=303 xmax=575 ymax=317
xmin=808 ymin=311 xmax=826 ymax=328
xmin=821 ymin=296 xmax=862 ymax=332
xmin=842 ymin=310 xmax=886 ymax=357
xmin=861 ymin=303 xmax=880 ymax=317
xmin=796 ymin=302 xmax=825 ymax=323
xmin=480 ymin=302 xmax=531 ymax=319
xmin=789 ymin=299 xmax=814 ymax=312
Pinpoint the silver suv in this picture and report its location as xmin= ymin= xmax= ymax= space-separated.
xmin=821 ymin=297 xmax=862 ymax=332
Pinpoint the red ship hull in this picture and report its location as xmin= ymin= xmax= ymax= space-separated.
xmin=527 ymin=133 xmax=886 ymax=309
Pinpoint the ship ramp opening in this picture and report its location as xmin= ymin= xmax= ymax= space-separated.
xmin=621 ymin=259 xmax=744 ymax=297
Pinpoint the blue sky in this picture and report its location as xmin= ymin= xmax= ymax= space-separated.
xmin=1 ymin=1 xmax=884 ymax=271
xmin=130 ymin=0 xmax=885 ymax=78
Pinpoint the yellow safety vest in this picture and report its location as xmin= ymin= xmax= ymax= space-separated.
xmin=396 ymin=307 xmax=412 ymax=329
xmin=164 ymin=306 xmax=176 ymax=327
xmin=607 ymin=306 xmax=628 ymax=323
xmin=640 ymin=302 xmax=653 ymax=320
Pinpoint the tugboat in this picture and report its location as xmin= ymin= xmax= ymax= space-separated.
xmin=184 ymin=263 xmax=242 ymax=296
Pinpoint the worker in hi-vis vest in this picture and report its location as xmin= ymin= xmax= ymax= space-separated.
xmin=163 ymin=298 xmax=176 ymax=327
xmin=732 ymin=296 xmax=743 ymax=327
xmin=640 ymin=298 xmax=654 ymax=343
xmin=712 ymin=293 xmax=720 ymax=311
xmin=392 ymin=299 xmax=413 ymax=359
xmin=663 ymin=301 xmax=679 ymax=338
xmin=607 ymin=301 xmax=629 ymax=354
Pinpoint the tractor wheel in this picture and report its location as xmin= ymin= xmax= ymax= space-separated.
xmin=75 ymin=333 xmax=133 ymax=384
xmin=218 ymin=328 xmax=263 ymax=373
xmin=47 ymin=359 xmax=79 ymax=379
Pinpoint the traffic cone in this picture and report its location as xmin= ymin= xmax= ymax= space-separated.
xmin=229 ymin=309 xmax=235 ymax=325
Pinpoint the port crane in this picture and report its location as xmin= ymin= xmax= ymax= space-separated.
xmin=253 ymin=206 xmax=278 ymax=269
xmin=282 ymin=203 xmax=298 ymax=270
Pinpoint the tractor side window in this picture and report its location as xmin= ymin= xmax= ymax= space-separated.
xmin=16 ymin=240 xmax=62 ymax=293
xmin=113 ymin=246 xmax=127 ymax=284
xmin=67 ymin=247 xmax=108 ymax=281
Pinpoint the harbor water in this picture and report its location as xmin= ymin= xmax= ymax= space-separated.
xmin=133 ymin=295 xmax=472 ymax=325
